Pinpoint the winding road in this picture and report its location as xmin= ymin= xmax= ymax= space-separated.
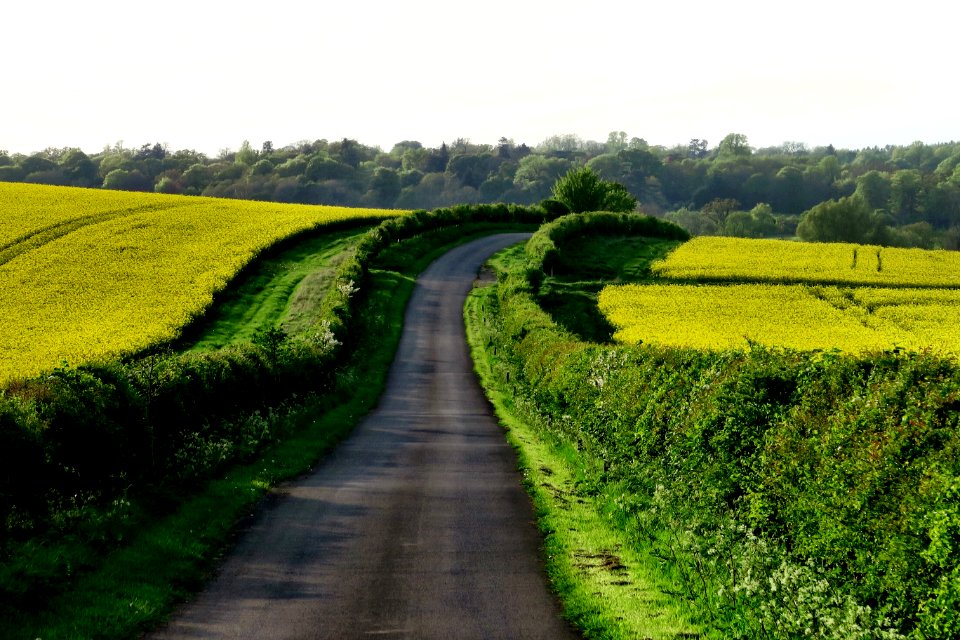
xmin=148 ymin=234 xmax=580 ymax=639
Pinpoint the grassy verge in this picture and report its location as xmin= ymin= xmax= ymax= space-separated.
xmin=8 ymin=222 xmax=534 ymax=640
xmin=180 ymin=227 xmax=369 ymax=349
xmin=465 ymin=245 xmax=706 ymax=639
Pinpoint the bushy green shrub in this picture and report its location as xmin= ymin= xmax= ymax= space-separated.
xmin=551 ymin=166 xmax=638 ymax=213
xmin=539 ymin=198 xmax=570 ymax=217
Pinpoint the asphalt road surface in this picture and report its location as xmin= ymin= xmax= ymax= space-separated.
xmin=148 ymin=233 xmax=580 ymax=639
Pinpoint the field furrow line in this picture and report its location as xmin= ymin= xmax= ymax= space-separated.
xmin=0 ymin=202 xmax=189 ymax=267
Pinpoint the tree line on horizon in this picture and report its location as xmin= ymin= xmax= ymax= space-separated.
xmin=2 ymin=132 xmax=960 ymax=249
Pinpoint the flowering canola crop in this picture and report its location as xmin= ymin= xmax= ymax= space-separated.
xmin=600 ymin=237 xmax=960 ymax=355
xmin=652 ymin=236 xmax=960 ymax=288
xmin=0 ymin=183 xmax=170 ymax=246
xmin=0 ymin=183 xmax=403 ymax=381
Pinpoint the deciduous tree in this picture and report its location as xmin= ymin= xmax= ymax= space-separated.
xmin=797 ymin=196 xmax=888 ymax=244
xmin=717 ymin=133 xmax=751 ymax=158
xmin=855 ymin=170 xmax=892 ymax=210
xmin=551 ymin=166 xmax=637 ymax=213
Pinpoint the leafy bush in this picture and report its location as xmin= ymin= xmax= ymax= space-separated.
xmin=539 ymin=198 xmax=570 ymax=217
xmin=551 ymin=166 xmax=638 ymax=213
xmin=797 ymin=195 xmax=890 ymax=244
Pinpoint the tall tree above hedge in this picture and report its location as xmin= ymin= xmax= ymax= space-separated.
xmin=551 ymin=166 xmax=638 ymax=213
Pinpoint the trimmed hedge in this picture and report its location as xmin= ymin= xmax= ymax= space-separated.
xmin=524 ymin=211 xmax=689 ymax=289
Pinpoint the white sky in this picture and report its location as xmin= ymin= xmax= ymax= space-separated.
xmin=2 ymin=0 xmax=957 ymax=156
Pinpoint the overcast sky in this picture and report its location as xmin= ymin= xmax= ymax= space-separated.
xmin=3 ymin=0 xmax=957 ymax=156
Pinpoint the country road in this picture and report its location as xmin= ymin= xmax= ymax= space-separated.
xmin=148 ymin=233 xmax=580 ymax=639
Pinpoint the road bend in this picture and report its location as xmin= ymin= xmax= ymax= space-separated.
xmin=148 ymin=233 xmax=580 ymax=639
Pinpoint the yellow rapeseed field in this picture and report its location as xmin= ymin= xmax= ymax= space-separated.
xmin=0 ymin=183 xmax=403 ymax=381
xmin=652 ymin=236 xmax=960 ymax=288
xmin=601 ymin=237 xmax=960 ymax=355
xmin=598 ymin=283 xmax=921 ymax=352
xmin=0 ymin=183 xmax=169 ymax=246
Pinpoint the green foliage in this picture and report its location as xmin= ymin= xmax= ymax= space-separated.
xmin=889 ymin=169 xmax=924 ymax=221
xmin=919 ymin=474 xmax=960 ymax=637
xmin=551 ymin=166 xmax=638 ymax=213
xmin=0 ymin=396 xmax=45 ymax=532
xmin=5 ymin=137 xmax=960 ymax=244
xmin=153 ymin=176 xmax=179 ymax=194
xmin=539 ymin=198 xmax=570 ymax=217
xmin=600 ymin=181 xmax=638 ymax=213
xmin=180 ymin=163 xmax=212 ymax=191
xmin=58 ymin=150 xmax=98 ymax=187
xmin=722 ymin=203 xmax=779 ymax=238
xmin=18 ymin=155 xmax=57 ymax=175
xmin=101 ymin=168 xmax=152 ymax=192
xmin=797 ymin=195 xmax=889 ymax=243
xmin=855 ymin=170 xmax=893 ymax=210
xmin=551 ymin=166 xmax=608 ymax=212
xmin=513 ymin=155 xmax=573 ymax=200
xmin=235 ymin=140 xmax=257 ymax=166
xmin=180 ymin=228 xmax=368 ymax=350
xmin=665 ymin=207 xmax=719 ymax=236
xmin=701 ymin=197 xmax=741 ymax=224
xmin=0 ymin=165 xmax=26 ymax=182
xmin=717 ymin=132 xmax=752 ymax=157
xmin=251 ymin=326 xmax=289 ymax=363
xmin=250 ymin=159 xmax=273 ymax=176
